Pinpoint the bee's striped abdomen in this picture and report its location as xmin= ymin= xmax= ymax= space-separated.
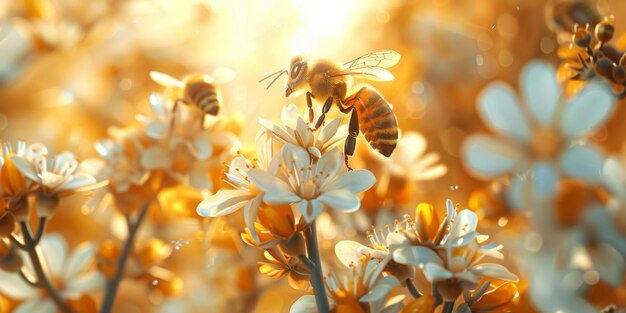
xmin=186 ymin=81 xmax=220 ymax=116
xmin=346 ymin=86 xmax=398 ymax=157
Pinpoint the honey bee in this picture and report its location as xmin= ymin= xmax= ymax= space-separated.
xmin=150 ymin=68 xmax=235 ymax=130
xmin=260 ymin=51 xmax=400 ymax=169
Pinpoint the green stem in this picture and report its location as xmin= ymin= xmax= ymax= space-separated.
xmin=18 ymin=221 xmax=74 ymax=313
xmin=304 ymin=222 xmax=330 ymax=313
xmin=433 ymin=282 xmax=443 ymax=306
xmin=100 ymin=201 xmax=151 ymax=313
xmin=405 ymin=278 xmax=422 ymax=298
xmin=442 ymin=301 xmax=455 ymax=313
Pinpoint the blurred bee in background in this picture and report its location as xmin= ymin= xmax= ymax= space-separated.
xmin=260 ymin=51 xmax=400 ymax=170
xmin=546 ymin=0 xmax=600 ymax=44
xmin=150 ymin=68 xmax=236 ymax=131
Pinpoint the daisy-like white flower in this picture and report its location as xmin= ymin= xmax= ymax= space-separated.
xmin=335 ymin=201 xmax=457 ymax=281
xmin=0 ymin=234 xmax=104 ymax=313
xmin=197 ymin=130 xmax=278 ymax=241
xmin=138 ymin=93 xmax=241 ymax=189
xmin=247 ymin=143 xmax=375 ymax=223
xmin=258 ymin=103 xmax=347 ymax=159
xmin=462 ymin=60 xmax=615 ymax=206
xmin=11 ymin=143 xmax=104 ymax=216
xmin=290 ymin=256 xmax=405 ymax=313
xmin=393 ymin=209 xmax=516 ymax=301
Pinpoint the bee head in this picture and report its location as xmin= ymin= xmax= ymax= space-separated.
xmin=285 ymin=56 xmax=308 ymax=97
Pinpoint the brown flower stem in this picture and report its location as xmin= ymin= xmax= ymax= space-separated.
xmin=304 ymin=221 xmax=330 ymax=313
xmin=406 ymin=278 xmax=422 ymax=298
xmin=18 ymin=220 xmax=74 ymax=313
xmin=442 ymin=301 xmax=455 ymax=313
xmin=100 ymin=201 xmax=151 ymax=313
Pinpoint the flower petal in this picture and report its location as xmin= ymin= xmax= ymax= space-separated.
xmin=470 ymin=263 xmax=518 ymax=281
xmin=521 ymin=60 xmax=560 ymax=125
xmin=40 ymin=234 xmax=68 ymax=276
xmin=324 ymin=169 xmax=375 ymax=193
xmin=62 ymin=242 xmax=97 ymax=281
xmin=247 ymin=169 xmax=300 ymax=204
xmin=424 ymin=263 xmax=453 ymax=282
xmin=462 ymin=135 xmax=523 ymax=178
xmin=15 ymin=299 xmax=56 ymax=313
xmin=447 ymin=209 xmax=478 ymax=241
xmin=196 ymin=189 xmax=254 ymax=217
xmin=188 ymin=137 xmax=213 ymax=160
xmin=10 ymin=155 xmax=39 ymax=182
xmin=63 ymin=271 xmax=105 ymax=299
xmin=335 ymin=240 xmax=368 ymax=267
xmin=560 ymin=145 xmax=604 ymax=181
xmin=602 ymin=157 xmax=626 ymax=199
xmin=318 ymin=189 xmax=360 ymax=212
xmin=258 ymin=117 xmax=294 ymax=144
xmin=478 ymin=82 xmax=531 ymax=140
xmin=243 ymin=195 xmax=263 ymax=242
xmin=299 ymin=199 xmax=322 ymax=223
xmin=289 ymin=295 xmax=318 ymax=313
xmin=0 ymin=271 xmax=37 ymax=299
xmin=393 ymin=246 xmax=443 ymax=267
xmin=315 ymin=146 xmax=342 ymax=178
xmin=560 ymin=80 xmax=615 ymax=138
xmin=318 ymin=118 xmax=342 ymax=146
xmin=281 ymin=104 xmax=301 ymax=130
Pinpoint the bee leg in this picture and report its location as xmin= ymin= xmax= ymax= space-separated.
xmin=313 ymin=96 xmax=334 ymax=130
xmin=169 ymin=99 xmax=183 ymax=136
xmin=200 ymin=114 xmax=206 ymax=130
xmin=306 ymin=92 xmax=315 ymax=125
xmin=343 ymin=108 xmax=358 ymax=171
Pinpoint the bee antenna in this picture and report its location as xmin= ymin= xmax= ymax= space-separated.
xmin=259 ymin=70 xmax=288 ymax=90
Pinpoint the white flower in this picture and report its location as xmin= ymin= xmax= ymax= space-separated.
xmin=247 ymin=144 xmax=375 ymax=223
xmin=372 ymin=131 xmax=447 ymax=182
xmin=258 ymin=104 xmax=347 ymax=159
xmin=0 ymin=234 xmax=104 ymax=313
xmin=392 ymin=210 xmax=516 ymax=299
xmin=84 ymin=135 xmax=150 ymax=193
xmin=462 ymin=60 xmax=615 ymax=206
xmin=290 ymin=257 xmax=405 ymax=313
xmin=138 ymin=93 xmax=241 ymax=189
xmin=197 ymin=130 xmax=278 ymax=241
xmin=11 ymin=144 xmax=101 ymax=198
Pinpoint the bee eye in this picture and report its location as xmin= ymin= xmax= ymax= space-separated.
xmin=291 ymin=63 xmax=301 ymax=78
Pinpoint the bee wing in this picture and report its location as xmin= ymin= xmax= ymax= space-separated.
xmin=211 ymin=67 xmax=237 ymax=83
xmin=327 ymin=50 xmax=400 ymax=81
xmin=341 ymin=50 xmax=401 ymax=70
xmin=327 ymin=67 xmax=395 ymax=81
xmin=150 ymin=71 xmax=184 ymax=88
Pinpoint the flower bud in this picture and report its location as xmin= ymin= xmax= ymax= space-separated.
xmin=0 ymin=238 xmax=23 ymax=272
xmin=613 ymin=66 xmax=626 ymax=83
xmin=35 ymin=193 xmax=60 ymax=217
xmin=620 ymin=53 xmax=626 ymax=67
xmin=595 ymin=19 xmax=614 ymax=43
xmin=280 ymin=232 xmax=305 ymax=256
xmin=594 ymin=57 xmax=615 ymax=79
xmin=573 ymin=26 xmax=592 ymax=48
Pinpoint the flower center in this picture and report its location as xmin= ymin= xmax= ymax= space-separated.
xmin=301 ymin=181 xmax=317 ymax=200
xmin=529 ymin=126 xmax=563 ymax=160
